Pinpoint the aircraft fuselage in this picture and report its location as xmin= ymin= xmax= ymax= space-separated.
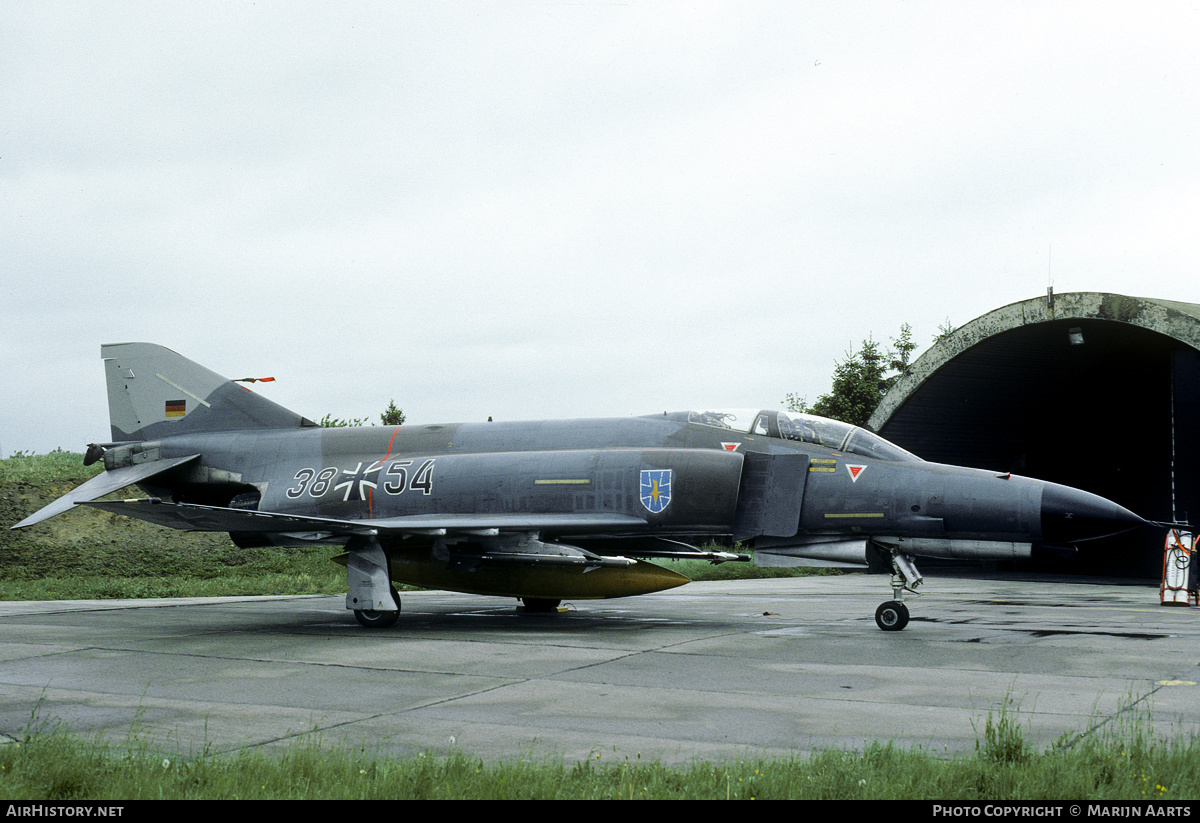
xmin=14 ymin=343 xmax=1150 ymax=629
xmin=129 ymin=411 xmax=1131 ymax=554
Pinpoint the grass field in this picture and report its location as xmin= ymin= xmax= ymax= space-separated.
xmin=2 ymin=698 xmax=1196 ymax=800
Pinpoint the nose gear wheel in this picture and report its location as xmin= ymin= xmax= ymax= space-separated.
xmin=869 ymin=539 xmax=922 ymax=632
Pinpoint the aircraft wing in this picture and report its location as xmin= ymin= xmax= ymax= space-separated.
xmin=11 ymin=455 xmax=201 ymax=530
xmin=77 ymin=498 xmax=648 ymax=537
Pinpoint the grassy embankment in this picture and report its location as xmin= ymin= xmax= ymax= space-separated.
xmin=0 ymin=450 xmax=830 ymax=601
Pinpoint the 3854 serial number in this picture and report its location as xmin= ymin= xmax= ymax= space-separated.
xmin=285 ymin=459 xmax=436 ymax=502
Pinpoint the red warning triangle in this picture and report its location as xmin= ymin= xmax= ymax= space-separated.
xmin=846 ymin=464 xmax=866 ymax=482
xmin=721 ymin=442 xmax=740 ymax=452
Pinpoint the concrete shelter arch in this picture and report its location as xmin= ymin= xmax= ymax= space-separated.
xmin=869 ymin=292 xmax=1200 ymax=576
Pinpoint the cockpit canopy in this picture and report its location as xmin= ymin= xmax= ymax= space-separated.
xmin=682 ymin=408 xmax=920 ymax=463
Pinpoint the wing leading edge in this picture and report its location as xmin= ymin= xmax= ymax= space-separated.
xmin=78 ymin=498 xmax=648 ymax=537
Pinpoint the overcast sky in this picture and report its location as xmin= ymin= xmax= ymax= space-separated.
xmin=3 ymin=1 xmax=1198 ymax=455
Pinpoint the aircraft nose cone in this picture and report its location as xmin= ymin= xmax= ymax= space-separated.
xmin=1040 ymin=483 xmax=1147 ymax=543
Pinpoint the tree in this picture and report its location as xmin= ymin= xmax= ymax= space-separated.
xmin=889 ymin=322 xmax=916 ymax=375
xmin=319 ymin=413 xmax=371 ymax=428
xmin=785 ymin=324 xmax=915 ymax=427
xmin=319 ymin=400 xmax=406 ymax=428
xmin=380 ymin=400 xmax=406 ymax=426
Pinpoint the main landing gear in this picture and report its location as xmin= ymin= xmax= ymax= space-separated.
xmin=354 ymin=586 xmax=402 ymax=629
xmin=872 ymin=541 xmax=923 ymax=632
xmin=346 ymin=536 xmax=402 ymax=629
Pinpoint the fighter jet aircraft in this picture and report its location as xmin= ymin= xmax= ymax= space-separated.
xmin=12 ymin=343 xmax=1149 ymax=631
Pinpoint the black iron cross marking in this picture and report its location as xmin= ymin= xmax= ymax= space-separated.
xmin=334 ymin=461 xmax=383 ymax=502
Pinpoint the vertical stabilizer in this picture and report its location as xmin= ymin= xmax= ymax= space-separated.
xmin=103 ymin=342 xmax=313 ymax=441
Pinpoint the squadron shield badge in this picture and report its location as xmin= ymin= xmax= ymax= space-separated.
xmin=640 ymin=469 xmax=672 ymax=513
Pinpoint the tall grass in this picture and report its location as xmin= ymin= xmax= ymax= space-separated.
xmin=2 ymin=702 xmax=1196 ymax=800
xmin=0 ymin=449 xmax=101 ymax=484
xmin=0 ymin=543 xmax=349 ymax=600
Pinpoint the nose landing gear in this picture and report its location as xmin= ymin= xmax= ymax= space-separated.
xmin=871 ymin=540 xmax=922 ymax=631
xmin=875 ymin=599 xmax=909 ymax=631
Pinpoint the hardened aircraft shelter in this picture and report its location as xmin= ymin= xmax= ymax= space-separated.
xmin=869 ymin=292 xmax=1200 ymax=577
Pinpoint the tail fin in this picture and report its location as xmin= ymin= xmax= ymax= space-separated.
xmin=103 ymin=342 xmax=315 ymax=441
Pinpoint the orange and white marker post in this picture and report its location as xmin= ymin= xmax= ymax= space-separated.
xmin=1161 ymin=529 xmax=1197 ymax=606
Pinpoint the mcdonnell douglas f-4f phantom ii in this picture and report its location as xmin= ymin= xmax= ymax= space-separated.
xmin=13 ymin=343 xmax=1149 ymax=631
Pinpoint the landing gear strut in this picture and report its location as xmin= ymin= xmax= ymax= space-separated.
xmin=346 ymin=536 xmax=401 ymax=629
xmin=871 ymin=540 xmax=923 ymax=632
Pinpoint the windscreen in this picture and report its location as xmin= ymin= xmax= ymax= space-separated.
xmin=686 ymin=409 xmax=920 ymax=462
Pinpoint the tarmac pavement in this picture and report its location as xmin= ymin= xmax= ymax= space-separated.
xmin=1 ymin=573 xmax=1197 ymax=764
